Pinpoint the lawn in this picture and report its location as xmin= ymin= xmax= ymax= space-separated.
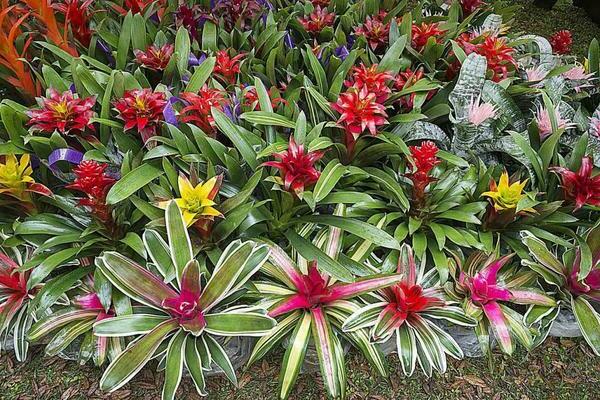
xmin=2 ymin=337 xmax=599 ymax=399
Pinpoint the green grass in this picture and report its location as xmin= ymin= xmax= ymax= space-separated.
xmin=506 ymin=0 xmax=600 ymax=57
xmin=1 ymin=337 xmax=599 ymax=399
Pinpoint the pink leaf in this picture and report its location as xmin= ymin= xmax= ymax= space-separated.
xmin=482 ymin=301 xmax=513 ymax=354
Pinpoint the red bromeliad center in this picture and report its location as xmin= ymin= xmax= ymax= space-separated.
xmin=345 ymin=64 xmax=393 ymax=103
xmin=162 ymin=289 xmax=206 ymax=326
xmin=213 ymin=50 xmax=245 ymax=84
xmin=27 ymin=89 xmax=96 ymax=134
xmin=114 ymin=89 xmax=167 ymax=142
xmin=387 ymin=282 xmax=442 ymax=318
xmin=411 ymin=22 xmax=445 ymax=52
xmin=262 ymin=137 xmax=324 ymax=194
xmin=134 ymin=44 xmax=174 ymax=71
xmin=180 ymin=86 xmax=228 ymax=135
xmin=298 ymin=7 xmax=335 ymax=35
xmin=354 ymin=12 xmax=392 ymax=51
xmin=550 ymin=156 xmax=600 ymax=210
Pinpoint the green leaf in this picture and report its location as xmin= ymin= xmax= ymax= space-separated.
xmin=30 ymin=266 xmax=93 ymax=312
xmin=201 ymin=21 xmax=217 ymax=51
xmin=175 ymin=27 xmax=191 ymax=76
xmin=94 ymin=314 xmax=169 ymax=336
xmin=165 ymin=201 xmax=193 ymax=282
xmin=212 ymin=108 xmax=258 ymax=169
xmin=572 ymin=296 xmax=600 ymax=356
xmin=378 ymin=35 xmax=408 ymax=73
xmin=185 ymin=336 xmax=207 ymax=396
xmin=117 ymin=12 xmax=133 ymax=70
xmin=163 ymin=330 xmax=186 ymax=400
xmin=313 ymin=160 xmax=346 ymax=202
xmin=185 ymin=57 xmax=216 ymax=93
xmin=27 ymin=248 xmax=81 ymax=290
xmin=204 ymin=335 xmax=237 ymax=385
xmin=241 ymin=111 xmax=296 ymax=128
xmin=279 ymin=313 xmax=312 ymax=399
xmin=100 ymin=319 xmax=178 ymax=392
xmin=284 ymin=230 xmax=353 ymax=282
xmin=298 ymin=215 xmax=400 ymax=250
xmin=106 ymin=163 xmax=163 ymax=204
xmin=204 ymin=312 xmax=276 ymax=335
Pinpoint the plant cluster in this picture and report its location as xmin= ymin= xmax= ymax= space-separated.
xmin=0 ymin=0 xmax=599 ymax=399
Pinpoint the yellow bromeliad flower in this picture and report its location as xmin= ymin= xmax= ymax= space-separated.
xmin=482 ymin=172 xmax=528 ymax=211
xmin=158 ymin=174 xmax=222 ymax=226
xmin=0 ymin=154 xmax=35 ymax=198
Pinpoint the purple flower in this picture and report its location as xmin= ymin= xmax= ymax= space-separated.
xmin=334 ymin=45 xmax=349 ymax=60
xmin=284 ymin=31 xmax=295 ymax=49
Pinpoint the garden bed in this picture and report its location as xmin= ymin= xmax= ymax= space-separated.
xmin=0 ymin=0 xmax=599 ymax=399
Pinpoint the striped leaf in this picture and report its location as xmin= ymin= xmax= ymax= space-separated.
xmin=279 ymin=312 xmax=312 ymax=400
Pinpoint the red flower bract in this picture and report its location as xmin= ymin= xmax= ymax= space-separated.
xmin=550 ymin=156 xmax=600 ymax=210
xmin=298 ymin=6 xmax=335 ymax=35
xmin=262 ymin=137 xmax=324 ymax=194
xmin=213 ymin=49 xmax=245 ymax=84
xmin=134 ymin=44 xmax=174 ymax=71
xmin=354 ymin=11 xmax=392 ymax=51
xmin=113 ymin=89 xmax=167 ymax=143
xmin=331 ymin=86 xmax=388 ymax=152
xmin=411 ymin=22 xmax=445 ymax=52
xmin=213 ymin=0 xmax=263 ymax=29
xmin=66 ymin=160 xmax=116 ymax=223
xmin=243 ymin=86 xmax=287 ymax=110
xmin=344 ymin=63 xmax=393 ymax=103
xmin=27 ymin=89 xmax=96 ymax=134
xmin=466 ymin=35 xmax=517 ymax=82
xmin=180 ymin=85 xmax=228 ymax=135
xmin=53 ymin=0 xmax=94 ymax=46
xmin=550 ymin=30 xmax=573 ymax=55
xmin=393 ymin=68 xmax=436 ymax=110
xmin=405 ymin=141 xmax=440 ymax=206
xmin=460 ymin=0 xmax=485 ymax=15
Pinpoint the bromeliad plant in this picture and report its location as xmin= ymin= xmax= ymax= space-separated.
xmin=247 ymin=234 xmax=401 ymax=399
xmin=343 ymin=244 xmax=476 ymax=377
xmin=91 ymin=201 xmax=276 ymax=399
xmin=522 ymin=226 xmax=600 ymax=355
xmin=446 ymin=248 xmax=556 ymax=356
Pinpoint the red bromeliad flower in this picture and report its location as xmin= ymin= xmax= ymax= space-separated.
xmin=113 ymin=89 xmax=167 ymax=143
xmin=176 ymin=5 xmax=209 ymax=41
xmin=161 ymin=264 xmax=206 ymax=334
xmin=550 ymin=30 xmax=573 ymax=55
xmin=344 ymin=63 xmax=393 ymax=103
xmin=0 ymin=252 xmax=36 ymax=349
xmin=262 ymin=137 xmax=324 ymax=194
xmin=331 ymin=86 xmax=388 ymax=153
xmin=550 ymin=156 xmax=600 ymax=210
xmin=268 ymin=260 xmax=401 ymax=318
xmin=27 ymin=89 xmax=96 ymax=135
xmin=180 ymin=85 xmax=228 ymax=135
xmin=298 ymin=6 xmax=335 ymax=36
xmin=53 ymin=0 xmax=94 ymax=46
xmin=66 ymin=160 xmax=116 ymax=223
xmin=467 ymin=36 xmax=517 ymax=82
xmin=460 ymin=0 xmax=485 ymax=15
xmin=311 ymin=0 xmax=330 ymax=6
xmin=134 ymin=44 xmax=174 ymax=71
xmin=213 ymin=49 xmax=245 ymax=84
xmin=243 ymin=86 xmax=287 ymax=110
xmin=354 ymin=12 xmax=391 ymax=51
xmin=456 ymin=253 xmax=556 ymax=354
xmin=411 ymin=22 xmax=445 ymax=52
xmin=405 ymin=141 xmax=440 ymax=206
xmin=371 ymin=246 xmax=445 ymax=340
xmin=393 ymin=68 xmax=436 ymax=110
xmin=213 ymin=0 xmax=263 ymax=30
